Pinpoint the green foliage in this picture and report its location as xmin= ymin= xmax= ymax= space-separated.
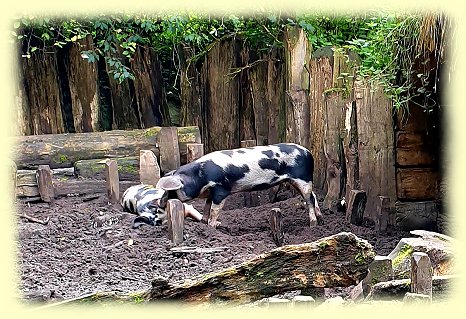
xmin=13 ymin=11 xmax=442 ymax=111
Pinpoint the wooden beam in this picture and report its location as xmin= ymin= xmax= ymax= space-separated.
xmin=104 ymin=160 xmax=119 ymax=204
xmin=167 ymin=199 xmax=185 ymax=245
xmin=139 ymin=150 xmax=160 ymax=186
xmin=36 ymin=165 xmax=54 ymax=203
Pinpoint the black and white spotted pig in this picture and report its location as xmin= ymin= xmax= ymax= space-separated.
xmin=121 ymin=184 xmax=203 ymax=228
xmin=156 ymin=143 xmax=322 ymax=228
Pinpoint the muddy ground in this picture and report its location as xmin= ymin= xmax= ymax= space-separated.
xmin=16 ymin=179 xmax=412 ymax=304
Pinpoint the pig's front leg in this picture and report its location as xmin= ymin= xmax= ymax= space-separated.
xmin=207 ymin=200 xmax=226 ymax=228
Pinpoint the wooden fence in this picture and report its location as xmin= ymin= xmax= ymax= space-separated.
xmin=14 ymin=26 xmax=442 ymax=229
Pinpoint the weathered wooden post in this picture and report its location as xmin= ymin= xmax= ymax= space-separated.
xmin=376 ymin=196 xmax=390 ymax=232
xmin=186 ymin=143 xmax=204 ymax=163
xmin=269 ymin=208 xmax=284 ymax=246
xmin=240 ymin=140 xmax=256 ymax=148
xmin=166 ymin=199 xmax=185 ymax=245
xmin=411 ymin=252 xmax=433 ymax=300
xmin=104 ymin=160 xmax=119 ymax=204
xmin=36 ymin=165 xmax=54 ymax=203
xmin=139 ymin=150 xmax=160 ymax=186
xmin=362 ymin=255 xmax=394 ymax=294
xmin=345 ymin=189 xmax=367 ymax=225
xmin=157 ymin=127 xmax=181 ymax=173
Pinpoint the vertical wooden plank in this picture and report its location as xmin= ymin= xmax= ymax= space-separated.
xmin=104 ymin=160 xmax=119 ymax=204
xmin=343 ymin=101 xmax=360 ymax=201
xmin=186 ymin=143 xmax=204 ymax=163
xmin=36 ymin=165 xmax=54 ymax=203
xmin=269 ymin=208 xmax=284 ymax=247
xmin=376 ymin=196 xmax=391 ymax=232
xmin=131 ymin=46 xmax=171 ymax=127
xmin=21 ymin=50 xmax=65 ymax=134
xmin=157 ymin=127 xmax=181 ymax=173
xmin=309 ymin=50 xmax=333 ymax=191
xmin=240 ymin=140 xmax=256 ymax=148
xmin=67 ymin=35 xmax=100 ymax=132
xmin=356 ymin=80 xmax=396 ymax=222
xmin=200 ymin=38 xmax=241 ymax=153
xmin=139 ymin=150 xmax=161 ymax=186
xmin=411 ymin=252 xmax=433 ymax=300
xmin=266 ymin=47 xmax=285 ymax=145
xmin=167 ymin=199 xmax=185 ymax=245
xmin=322 ymin=92 xmax=344 ymax=210
xmin=284 ymin=26 xmax=311 ymax=149
xmin=345 ymin=189 xmax=367 ymax=225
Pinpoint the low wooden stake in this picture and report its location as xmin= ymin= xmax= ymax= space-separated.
xmin=157 ymin=127 xmax=181 ymax=173
xmin=104 ymin=160 xmax=119 ymax=204
xmin=36 ymin=165 xmax=54 ymax=203
xmin=11 ymin=161 xmax=17 ymax=196
xmin=244 ymin=191 xmax=259 ymax=208
xmin=345 ymin=189 xmax=367 ymax=225
xmin=376 ymin=196 xmax=390 ymax=232
xmin=240 ymin=140 xmax=256 ymax=148
xmin=186 ymin=143 xmax=204 ymax=163
xmin=411 ymin=252 xmax=433 ymax=300
xmin=139 ymin=150 xmax=160 ymax=186
xmin=269 ymin=208 xmax=284 ymax=246
xmin=167 ymin=199 xmax=185 ymax=245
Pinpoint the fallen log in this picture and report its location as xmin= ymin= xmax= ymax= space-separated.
xmin=74 ymin=157 xmax=139 ymax=181
xmin=13 ymin=126 xmax=201 ymax=170
xmin=144 ymin=232 xmax=374 ymax=304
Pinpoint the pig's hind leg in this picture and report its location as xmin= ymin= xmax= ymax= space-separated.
xmin=207 ymin=186 xmax=229 ymax=228
xmin=290 ymin=180 xmax=323 ymax=227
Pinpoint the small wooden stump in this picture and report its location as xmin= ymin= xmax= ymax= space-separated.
xmin=36 ymin=165 xmax=54 ymax=203
xmin=157 ymin=127 xmax=181 ymax=173
xmin=256 ymin=136 xmax=268 ymax=146
xmin=186 ymin=143 xmax=204 ymax=163
xmin=376 ymin=196 xmax=390 ymax=232
xmin=167 ymin=199 xmax=185 ymax=245
xmin=345 ymin=190 xmax=367 ymax=225
xmin=139 ymin=150 xmax=160 ymax=186
xmin=269 ymin=208 xmax=284 ymax=246
xmin=244 ymin=191 xmax=259 ymax=208
xmin=104 ymin=160 xmax=119 ymax=204
xmin=240 ymin=140 xmax=256 ymax=148
xmin=411 ymin=252 xmax=433 ymax=300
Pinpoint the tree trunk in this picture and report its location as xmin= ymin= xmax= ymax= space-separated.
xmin=13 ymin=126 xmax=201 ymax=169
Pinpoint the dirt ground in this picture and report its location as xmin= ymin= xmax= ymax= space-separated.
xmin=16 ymin=179 xmax=412 ymax=304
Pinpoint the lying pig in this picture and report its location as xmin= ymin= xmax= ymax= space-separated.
xmin=156 ymin=143 xmax=322 ymax=228
xmin=121 ymin=184 xmax=203 ymax=228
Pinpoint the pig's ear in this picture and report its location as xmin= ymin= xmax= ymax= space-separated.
xmin=157 ymin=190 xmax=169 ymax=208
xmin=156 ymin=176 xmax=183 ymax=191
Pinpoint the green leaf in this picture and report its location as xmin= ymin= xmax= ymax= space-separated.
xmin=14 ymin=21 xmax=21 ymax=29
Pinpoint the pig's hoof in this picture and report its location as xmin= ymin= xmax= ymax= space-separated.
xmin=208 ymin=221 xmax=221 ymax=228
xmin=309 ymin=218 xmax=318 ymax=227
